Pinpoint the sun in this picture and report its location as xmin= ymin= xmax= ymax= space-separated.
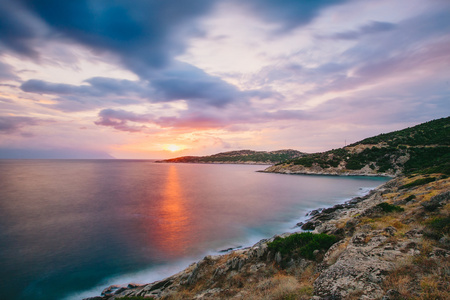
xmin=164 ymin=144 xmax=183 ymax=152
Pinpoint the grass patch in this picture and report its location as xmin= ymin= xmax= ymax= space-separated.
xmin=377 ymin=202 xmax=405 ymax=213
xmin=400 ymin=177 xmax=436 ymax=189
xmin=268 ymin=232 xmax=337 ymax=260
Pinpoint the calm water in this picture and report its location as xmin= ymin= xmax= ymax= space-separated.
xmin=0 ymin=160 xmax=387 ymax=299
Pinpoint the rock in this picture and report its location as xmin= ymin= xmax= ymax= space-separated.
xmin=421 ymin=190 xmax=450 ymax=211
xmin=309 ymin=209 xmax=322 ymax=216
xmin=439 ymin=236 xmax=450 ymax=247
xmin=405 ymin=228 xmax=423 ymax=238
xmin=382 ymin=289 xmax=401 ymax=300
xmin=101 ymin=285 xmax=122 ymax=296
xmin=127 ymin=283 xmax=142 ymax=289
xmin=383 ymin=226 xmax=397 ymax=236
xmin=301 ymin=220 xmax=319 ymax=230
xmin=296 ymin=221 xmax=304 ymax=227
xmin=429 ymin=247 xmax=450 ymax=258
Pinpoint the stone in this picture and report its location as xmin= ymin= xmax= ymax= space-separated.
xmin=101 ymin=285 xmax=122 ymax=296
xmin=382 ymin=289 xmax=401 ymax=300
xmin=421 ymin=190 xmax=449 ymax=211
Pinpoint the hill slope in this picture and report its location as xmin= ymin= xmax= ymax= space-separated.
xmin=264 ymin=117 xmax=450 ymax=176
xmin=158 ymin=149 xmax=305 ymax=165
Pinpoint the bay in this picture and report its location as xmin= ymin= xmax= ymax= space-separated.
xmin=0 ymin=160 xmax=387 ymax=299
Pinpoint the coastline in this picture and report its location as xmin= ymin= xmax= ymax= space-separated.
xmin=85 ymin=175 xmax=396 ymax=299
xmin=85 ymin=171 xmax=449 ymax=299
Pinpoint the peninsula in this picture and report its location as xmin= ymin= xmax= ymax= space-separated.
xmin=87 ymin=117 xmax=449 ymax=300
xmin=157 ymin=149 xmax=305 ymax=165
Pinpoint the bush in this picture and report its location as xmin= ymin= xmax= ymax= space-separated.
xmin=267 ymin=232 xmax=337 ymax=260
xmin=400 ymin=177 xmax=436 ymax=189
xmin=404 ymin=195 xmax=416 ymax=202
xmin=377 ymin=202 xmax=404 ymax=213
xmin=428 ymin=217 xmax=450 ymax=235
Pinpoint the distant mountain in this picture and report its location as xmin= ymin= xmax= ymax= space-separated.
xmin=158 ymin=149 xmax=305 ymax=164
xmin=264 ymin=116 xmax=450 ymax=176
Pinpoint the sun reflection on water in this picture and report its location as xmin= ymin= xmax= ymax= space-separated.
xmin=156 ymin=165 xmax=191 ymax=256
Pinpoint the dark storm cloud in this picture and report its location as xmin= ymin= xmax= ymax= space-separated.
xmin=0 ymin=116 xmax=39 ymax=134
xmin=329 ymin=21 xmax=396 ymax=40
xmin=17 ymin=0 xmax=214 ymax=69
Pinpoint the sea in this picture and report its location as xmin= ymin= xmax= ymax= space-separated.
xmin=0 ymin=160 xmax=388 ymax=300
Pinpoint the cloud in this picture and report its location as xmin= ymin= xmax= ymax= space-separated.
xmin=16 ymin=0 xmax=214 ymax=69
xmin=21 ymin=62 xmax=274 ymax=111
xmin=0 ymin=116 xmax=39 ymax=134
xmin=241 ymin=0 xmax=349 ymax=32
xmin=94 ymin=108 xmax=154 ymax=132
xmin=328 ymin=21 xmax=396 ymax=40
xmin=0 ymin=61 xmax=19 ymax=81
xmin=21 ymin=77 xmax=149 ymax=97
xmin=0 ymin=147 xmax=114 ymax=159
xmin=148 ymin=62 xmax=245 ymax=107
xmin=0 ymin=0 xmax=44 ymax=58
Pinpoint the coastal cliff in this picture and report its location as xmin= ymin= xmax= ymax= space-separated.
xmin=85 ymin=173 xmax=449 ymax=299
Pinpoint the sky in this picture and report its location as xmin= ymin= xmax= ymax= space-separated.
xmin=0 ymin=0 xmax=449 ymax=159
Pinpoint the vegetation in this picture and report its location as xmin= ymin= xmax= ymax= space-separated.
xmin=399 ymin=177 xmax=436 ymax=189
xmin=355 ymin=116 xmax=450 ymax=147
xmin=376 ymin=202 xmax=404 ymax=213
xmin=282 ymin=116 xmax=450 ymax=175
xmin=160 ymin=149 xmax=304 ymax=164
xmin=424 ymin=216 xmax=450 ymax=240
xmin=267 ymin=232 xmax=337 ymax=260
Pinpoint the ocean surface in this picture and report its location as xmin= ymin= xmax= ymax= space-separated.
xmin=0 ymin=160 xmax=387 ymax=300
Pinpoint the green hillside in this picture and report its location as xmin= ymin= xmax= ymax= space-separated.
xmin=159 ymin=149 xmax=304 ymax=164
xmin=282 ymin=117 xmax=450 ymax=175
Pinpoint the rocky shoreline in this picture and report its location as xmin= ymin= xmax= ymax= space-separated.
xmin=85 ymin=173 xmax=449 ymax=299
xmin=261 ymin=163 xmax=397 ymax=177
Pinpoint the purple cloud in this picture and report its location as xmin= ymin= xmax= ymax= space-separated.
xmin=329 ymin=21 xmax=396 ymax=40
xmin=0 ymin=116 xmax=39 ymax=134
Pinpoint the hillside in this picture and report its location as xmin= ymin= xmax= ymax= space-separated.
xmin=87 ymin=174 xmax=450 ymax=300
xmin=86 ymin=117 xmax=450 ymax=300
xmin=264 ymin=117 xmax=450 ymax=176
xmin=158 ymin=149 xmax=305 ymax=165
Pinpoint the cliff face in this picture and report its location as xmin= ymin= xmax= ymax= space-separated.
xmin=86 ymin=174 xmax=450 ymax=300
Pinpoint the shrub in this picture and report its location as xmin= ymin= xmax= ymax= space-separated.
xmin=267 ymin=232 xmax=337 ymax=260
xmin=428 ymin=217 xmax=450 ymax=235
xmin=377 ymin=202 xmax=404 ymax=213
xmin=404 ymin=195 xmax=416 ymax=202
xmin=399 ymin=177 xmax=436 ymax=189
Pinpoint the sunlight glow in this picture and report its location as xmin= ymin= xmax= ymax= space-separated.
xmin=164 ymin=144 xmax=184 ymax=152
